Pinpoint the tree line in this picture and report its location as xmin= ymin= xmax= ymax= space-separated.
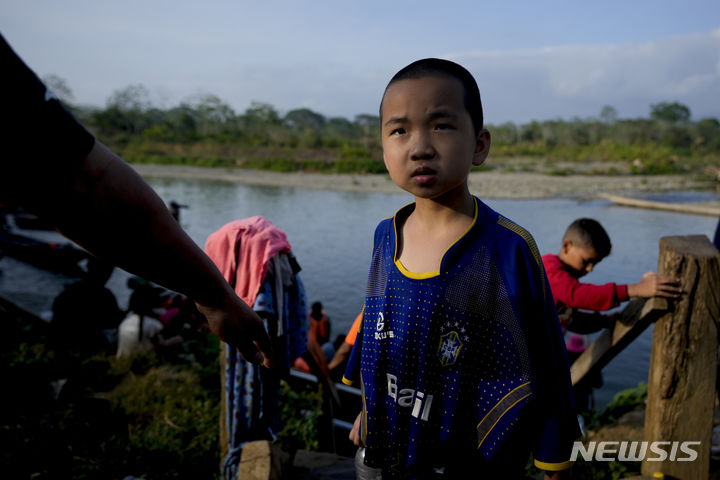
xmin=48 ymin=77 xmax=720 ymax=175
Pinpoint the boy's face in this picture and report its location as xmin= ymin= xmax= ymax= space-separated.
xmin=559 ymin=240 xmax=602 ymax=278
xmin=380 ymin=75 xmax=490 ymax=201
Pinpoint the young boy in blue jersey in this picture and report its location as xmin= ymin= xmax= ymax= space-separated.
xmin=343 ymin=59 xmax=580 ymax=479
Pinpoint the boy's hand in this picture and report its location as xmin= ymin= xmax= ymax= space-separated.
xmin=545 ymin=468 xmax=571 ymax=480
xmin=627 ymin=271 xmax=682 ymax=299
xmin=349 ymin=412 xmax=363 ymax=446
xmin=557 ymin=305 xmax=572 ymax=329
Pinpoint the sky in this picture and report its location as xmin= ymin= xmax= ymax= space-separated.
xmin=2 ymin=0 xmax=719 ymax=125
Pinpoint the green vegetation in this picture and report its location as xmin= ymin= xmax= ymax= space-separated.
xmin=1 ymin=300 xmax=323 ymax=479
xmin=276 ymin=380 xmax=324 ymax=454
xmin=571 ymin=384 xmax=648 ymax=480
xmin=582 ymin=382 xmax=648 ymax=431
xmin=525 ymin=383 xmax=649 ymax=479
xmin=57 ymin=79 xmax=719 ymax=179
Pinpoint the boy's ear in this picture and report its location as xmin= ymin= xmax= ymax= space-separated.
xmin=561 ymin=238 xmax=573 ymax=255
xmin=472 ymin=128 xmax=491 ymax=166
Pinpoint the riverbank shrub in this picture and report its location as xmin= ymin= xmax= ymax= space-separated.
xmin=72 ymin=92 xmax=719 ymax=179
xmin=277 ymin=379 xmax=323 ymax=454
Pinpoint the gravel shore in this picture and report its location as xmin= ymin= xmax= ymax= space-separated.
xmin=132 ymin=163 xmax=718 ymax=202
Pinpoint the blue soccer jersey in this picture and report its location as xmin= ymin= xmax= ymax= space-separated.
xmin=344 ymin=197 xmax=580 ymax=478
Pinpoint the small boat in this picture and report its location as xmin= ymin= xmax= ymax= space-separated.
xmin=0 ymin=229 xmax=90 ymax=276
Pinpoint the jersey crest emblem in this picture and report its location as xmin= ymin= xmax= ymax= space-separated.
xmin=438 ymin=331 xmax=463 ymax=366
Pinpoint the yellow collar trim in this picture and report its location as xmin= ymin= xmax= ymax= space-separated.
xmin=393 ymin=198 xmax=479 ymax=280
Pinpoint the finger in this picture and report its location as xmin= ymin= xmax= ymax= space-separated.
xmin=254 ymin=340 xmax=274 ymax=369
xmin=655 ymin=290 xmax=682 ymax=298
xmin=235 ymin=341 xmax=271 ymax=366
xmin=251 ymin=323 xmax=275 ymax=368
xmin=234 ymin=339 xmax=262 ymax=364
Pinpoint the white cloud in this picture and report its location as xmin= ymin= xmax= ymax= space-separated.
xmin=6 ymin=4 xmax=717 ymax=125
xmin=449 ymin=29 xmax=720 ymax=123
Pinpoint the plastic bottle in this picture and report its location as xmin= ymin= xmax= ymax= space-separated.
xmin=354 ymin=447 xmax=383 ymax=480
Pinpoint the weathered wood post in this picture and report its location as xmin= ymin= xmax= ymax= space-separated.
xmin=642 ymin=235 xmax=720 ymax=479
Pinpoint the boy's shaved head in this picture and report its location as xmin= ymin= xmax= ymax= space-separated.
xmin=563 ymin=218 xmax=612 ymax=258
xmin=380 ymin=58 xmax=484 ymax=135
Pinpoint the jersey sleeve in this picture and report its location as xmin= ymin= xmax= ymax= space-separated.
xmin=343 ymin=220 xmax=386 ymax=385
xmin=514 ymin=236 xmax=581 ymax=470
xmin=341 ymin=310 xmax=363 ymax=386
xmin=1 ymin=34 xmax=95 ymax=207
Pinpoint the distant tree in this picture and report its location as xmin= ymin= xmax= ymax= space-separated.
xmin=568 ymin=117 xmax=590 ymax=145
xmin=354 ymin=114 xmax=380 ymax=138
xmin=650 ymin=102 xmax=691 ymax=124
xmin=284 ymin=108 xmax=326 ymax=131
xmin=692 ymin=118 xmax=720 ymax=150
xmin=42 ymin=74 xmax=74 ymax=104
xmin=186 ymin=94 xmax=236 ymax=137
xmin=106 ymin=84 xmax=152 ymax=113
xmin=599 ymin=105 xmax=618 ymax=124
xmin=243 ymin=102 xmax=280 ymax=126
xmin=91 ymin=84 xmax=157 ymax=135
xmin=239 ymin=102 xmax=283 ymax=146
xmin=324 ymin=117 xmax=356 ymax=140
xmin=585 ymin=119 xmax=607 ymax=145
xmin=614 ymin=118 xmax=654 ymax=145
xmin=355 ymin=114 xmax=379 ymax=129
xmin=160 ymin=104 xmax=199 ymax=141
xmin=520 ymin=121 xmax=542 ymax=143
xmin=491 ymin=122 xmax=519 ymax=145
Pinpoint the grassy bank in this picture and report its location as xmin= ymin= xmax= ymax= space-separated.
xmin=111 ymin=140 xmax=387 ymax=174
xmin=0 ymin=298 xmax=322 ymax=479
xmin=111 ymin=138 xmax=720 ymax=181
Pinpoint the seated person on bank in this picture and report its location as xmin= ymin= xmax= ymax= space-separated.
xmin=542 ymin=218 xmax=682 ymax=334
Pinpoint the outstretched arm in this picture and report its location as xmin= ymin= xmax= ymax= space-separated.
xmin=328 ymin=341 xmax=353 ymax=371
xmin=48 ymin=140 xmax=273 ymax=367
xmin=1 ymin=33 xmax=272 ymax=367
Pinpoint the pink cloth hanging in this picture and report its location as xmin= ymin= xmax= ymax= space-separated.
xmin=204 ymin=216 xmax=291 ymax=306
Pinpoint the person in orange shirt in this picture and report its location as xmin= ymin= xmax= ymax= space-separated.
xmin=327 ymin=311 xmax=362 ymax=381
xmin=309 ymin=301 xmax=331 ymax=345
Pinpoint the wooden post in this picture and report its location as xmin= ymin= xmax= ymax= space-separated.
xmin=642 ymin=235 xmax=720 ymax=479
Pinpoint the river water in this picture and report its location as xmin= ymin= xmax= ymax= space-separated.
xmin=1 ymin=177 xmax=718 ymax=408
